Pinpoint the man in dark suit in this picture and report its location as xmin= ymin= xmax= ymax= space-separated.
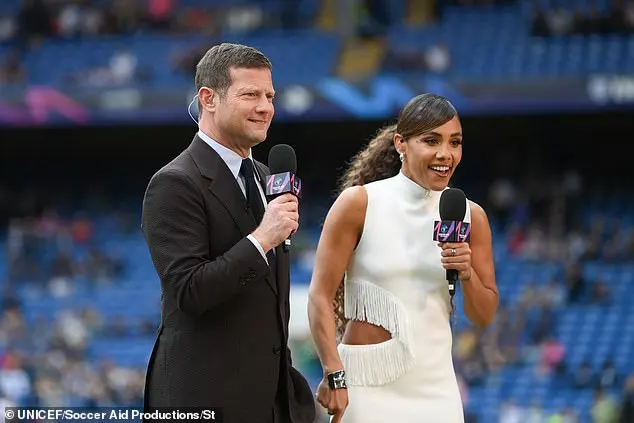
xmin=141 ymin=43 xmax=316 ymax=423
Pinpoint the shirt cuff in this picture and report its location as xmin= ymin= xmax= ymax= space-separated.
xmin=247 ymin=234 xmax=268 ymax=264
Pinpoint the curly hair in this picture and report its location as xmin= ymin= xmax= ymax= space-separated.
xmin=333 ymin=93 xmax=458 ymax=339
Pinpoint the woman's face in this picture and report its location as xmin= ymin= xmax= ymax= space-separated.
xmin=395 ymin=116 xmax=463 ymax=191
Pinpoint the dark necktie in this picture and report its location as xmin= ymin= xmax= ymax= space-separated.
xmin=240 ymin=158 xmax=276 ymax=269
xmin=240 ymin=158 xmax=265 ymax=225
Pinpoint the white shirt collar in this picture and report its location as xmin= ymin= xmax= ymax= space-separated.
xmin=197 ymin=130 xmax=254 ymax=180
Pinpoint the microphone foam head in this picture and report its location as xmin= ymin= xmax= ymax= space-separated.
xmin=439 ymin=188 xmax=467 ymax=220
xmin=268 ymin=144 xmax=297 ymax=174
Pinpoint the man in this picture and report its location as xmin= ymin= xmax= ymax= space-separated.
xmin=141 ymin=43 xmax=316 ymax=423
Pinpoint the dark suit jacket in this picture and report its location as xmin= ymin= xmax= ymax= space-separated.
xmin=141 ymin=135 xmax=316 ymax=423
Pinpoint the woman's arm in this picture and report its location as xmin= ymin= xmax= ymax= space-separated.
xmin=461 ymin=201 xmax=499 ymax=327
xmin=307 ymin=185 xmax=367 ymax=373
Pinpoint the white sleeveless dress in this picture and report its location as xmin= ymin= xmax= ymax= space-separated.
xmin=336 ymin=171 xmax=470 ymax=423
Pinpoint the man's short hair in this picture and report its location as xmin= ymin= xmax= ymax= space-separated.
xmin=195 ymin=43 xmax=272 ymax=101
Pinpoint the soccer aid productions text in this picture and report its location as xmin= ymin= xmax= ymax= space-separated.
xmin=8 ymin=408 xmax=218 ymax=421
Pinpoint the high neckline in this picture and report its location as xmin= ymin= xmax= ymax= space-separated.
xmin=394 ymin=171 xmax=438 ymax=201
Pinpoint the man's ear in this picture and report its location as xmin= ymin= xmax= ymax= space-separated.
xmin=198 ymin=87 xmax=216 ymax=112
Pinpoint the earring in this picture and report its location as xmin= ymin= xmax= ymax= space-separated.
xmin=399 ymin=152 xmax=404 ymax=162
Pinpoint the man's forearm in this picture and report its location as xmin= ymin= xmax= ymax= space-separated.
xmin=166 ymin=237 xmax=270 ymax=316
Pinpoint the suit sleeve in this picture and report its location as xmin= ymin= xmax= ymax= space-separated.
xmin=142 ymin=169 xmax=270 ymax=316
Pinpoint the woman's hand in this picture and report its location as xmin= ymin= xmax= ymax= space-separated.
xmin=439 ymin=242 xmax=472 ymax=281
xmin=316 ymin=376 xmax=348 ymax=422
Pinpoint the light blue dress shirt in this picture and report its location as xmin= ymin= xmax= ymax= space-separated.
xmin=197 ymin=130 xmax=269 ymax=264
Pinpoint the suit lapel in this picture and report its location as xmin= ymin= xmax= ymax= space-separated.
xmin=275 ymin=244 xmax=290 ymax=340
xmin=253 ymin=161 xmax=270 ymax=194
xmin=187 ymin=135 xmax=279 ymax=296
xmin=253 ymin=160 xmax=282 ymax=297
xmin=187 ymin=135 xmax=256 ymax=238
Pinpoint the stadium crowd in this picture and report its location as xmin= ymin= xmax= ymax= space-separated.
xmin=3 ymin=161 xmax=634 ymax=421
xmin=1 ymin=1 xmax=633 ymax=421
xmin=1 ymin=165 xmax=634 ymax=423
xmin=531 ymin=0 xmax=634 ymax=37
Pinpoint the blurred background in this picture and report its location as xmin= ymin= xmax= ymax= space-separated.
xmin=1 ymin=0 xmax=633 ymax=422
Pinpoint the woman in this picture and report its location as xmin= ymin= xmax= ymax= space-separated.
xmin=307 ymin=93 xmax=498 ymax=422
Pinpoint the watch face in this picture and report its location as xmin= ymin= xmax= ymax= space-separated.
xmin=328 ymin=371 xmax=347 ymax=389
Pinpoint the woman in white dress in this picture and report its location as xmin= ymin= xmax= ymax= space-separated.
xmin=307 ymin=94 xmax=499 ymax=423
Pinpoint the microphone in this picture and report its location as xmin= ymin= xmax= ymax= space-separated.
xmin=266 ymin=144 xmax=302 ymax=252
xmin=435 ymin=188 xmax=471 ymax=298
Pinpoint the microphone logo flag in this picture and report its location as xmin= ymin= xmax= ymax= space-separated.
xmin=433 ymin=220 xmax=471 ymax=243
xmin=266 ymin=172 xmax=302 ymax=197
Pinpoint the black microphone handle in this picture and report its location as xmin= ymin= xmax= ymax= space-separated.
xmin=268 ymin=192 xmax=293 ymax=253
xmin=447 ymin=269 xmax=458 ymax=297
xmin=265 ymin=191 xmax=293 ymax=253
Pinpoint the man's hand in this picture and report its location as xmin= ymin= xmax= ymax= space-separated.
xmin=252 ymin=194 xmax=299 ymax=252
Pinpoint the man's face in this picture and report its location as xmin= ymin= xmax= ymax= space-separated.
xmin=212 ymin=67 xmax=275 ymax=151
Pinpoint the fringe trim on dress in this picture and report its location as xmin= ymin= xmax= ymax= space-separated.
xmin=339 ymin=279 xmax=416 ymax=386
